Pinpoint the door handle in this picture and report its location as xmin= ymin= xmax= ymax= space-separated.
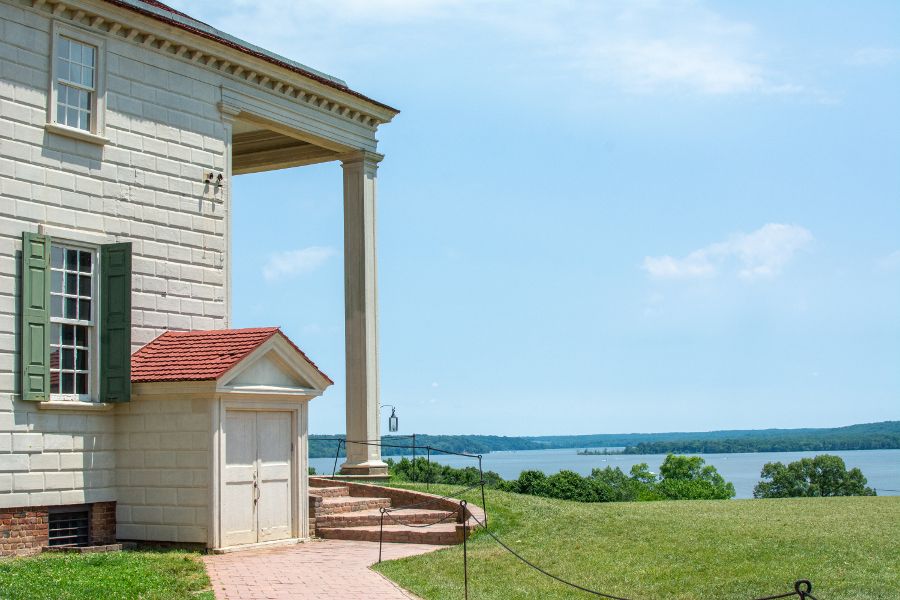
xmin=254 ymin=480 xmax=260 ymax=502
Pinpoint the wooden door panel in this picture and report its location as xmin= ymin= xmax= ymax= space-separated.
xmin=256 ymin=412 xmax=292 ymax=542
xmin=223 ymin=411 xmax=257 ymax=546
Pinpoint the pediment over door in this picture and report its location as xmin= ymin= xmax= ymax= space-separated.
xmin=218 ymin=334 xmax=333 ymax=397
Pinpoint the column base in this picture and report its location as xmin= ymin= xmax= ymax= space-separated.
xmin=339 ymin=460 xmax=389 ymax=477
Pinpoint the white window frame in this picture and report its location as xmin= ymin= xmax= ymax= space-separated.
xmin=49 ymin=239 xmax=101 ymax=403
xmin=46 ymin=21 xmax=107 ymax=145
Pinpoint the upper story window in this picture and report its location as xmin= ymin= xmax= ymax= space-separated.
xmin=47 ymin=23 xmax=107 ymax=143
xmin=55 ymin=37 xmax=96 ymax=132
xmin=50 ymin=244 xmax=96 ymax=399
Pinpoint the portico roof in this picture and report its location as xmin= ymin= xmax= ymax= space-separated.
xmin=131 ymin=327 xmax=332 ymax=385
xmin=101 ymin=0 xmax=398 ymax=113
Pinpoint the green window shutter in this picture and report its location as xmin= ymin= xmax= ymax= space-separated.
xmin=100 ymin=242 xmax=132 ymax=403
xmin=21 ymin=232 xmax=51 ymax=401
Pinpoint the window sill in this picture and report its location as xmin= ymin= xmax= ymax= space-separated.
xmin=45 ymin=123 xmax=108 ymax=146
xmin=38 ymin=399 xmax=114 ymax=411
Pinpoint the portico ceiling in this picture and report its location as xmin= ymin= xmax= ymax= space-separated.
xmin=232 ymin=121 xmax=340 ymax=175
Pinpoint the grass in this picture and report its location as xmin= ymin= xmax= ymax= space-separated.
xmin=0 ymin=549 xmax=213 ymax=600
xmin=374 ymin=484 xmax=900 ymax=600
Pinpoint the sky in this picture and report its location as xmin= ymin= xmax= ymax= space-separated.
xmin=168 ymin=0 xmax=900 ymax=436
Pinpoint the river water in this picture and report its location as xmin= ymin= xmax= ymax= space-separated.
xmin=310 ymin=448 xmax=900 ymax=499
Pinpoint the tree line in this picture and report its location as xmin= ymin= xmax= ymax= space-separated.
xmin=386 ymin=454 xmax=876 ymax=502
xmin=622 ymin=432 xmax=900 ymax=455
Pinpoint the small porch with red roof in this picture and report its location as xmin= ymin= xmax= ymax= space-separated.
xmin=118 ymin=328 xmax=331 ymax=551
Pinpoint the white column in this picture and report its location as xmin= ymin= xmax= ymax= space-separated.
xmin=340 ymin=151 xmax=387 ymax=476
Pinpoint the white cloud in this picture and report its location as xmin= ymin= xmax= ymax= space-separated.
xmin=847 ymin=47 xmax=900 ymax=67
xmin=586 ymin=40 xmax=766 ymax=95
xmin=564 ymin=4 xmax=800 ymax=96
xmin=642 ymin=223 xmax=813 ymax=281
xmin=263 ymin=246 xmax=336 ymax=282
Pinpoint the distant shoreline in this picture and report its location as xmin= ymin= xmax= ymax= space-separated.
xmin=308 ymin=420 xmax=900 ymax=459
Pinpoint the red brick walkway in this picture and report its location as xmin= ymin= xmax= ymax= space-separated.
xmin=203 ymin=540 xmax=446 ymax=599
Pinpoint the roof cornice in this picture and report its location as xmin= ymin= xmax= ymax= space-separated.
xmin=29 ymin=0 xmax=399 ymax=130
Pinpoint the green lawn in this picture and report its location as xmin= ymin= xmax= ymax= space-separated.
xmin=0 ymin=549 xmax=213 ymax=600
xmin=375 ymin=485 xmax=900 ymax=600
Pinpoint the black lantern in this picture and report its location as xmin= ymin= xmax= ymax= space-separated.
xmin=388 ymin=407 xmax=399 ymax=433
xmin=382 ymin=404 xmax=399 ymax=433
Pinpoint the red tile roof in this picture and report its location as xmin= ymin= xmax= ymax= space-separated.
xmin=131 ymin=327 xmax=332 ymax=384
xmin=101 ymin=0 xmax=398 ymax=113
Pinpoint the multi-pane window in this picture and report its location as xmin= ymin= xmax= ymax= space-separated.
xmin=50 ymin=245 xmax=94 ymax=397
xmin=55 ymin=37 xmax=96 ymax=132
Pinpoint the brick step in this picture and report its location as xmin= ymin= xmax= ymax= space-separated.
xmin=308 ymin=486 xmax=350 ymax=498
xmin=316 ymin=508 xmax=457 ymax=528
xmin=316 ymin=523 xmax=463 ymax=545
xmin=316 ymin=496 xmax=392 ymax=515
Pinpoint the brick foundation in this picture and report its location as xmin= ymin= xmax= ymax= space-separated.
xmin=0 ymin=502 xmax=117 ymax=557
xmin=308 ymin=495 xmax=320 ymax=537
xmin=0 ymin=506 xmax=49 ymax=557
xmin=89 ymin=502 xmax=117 ymax=545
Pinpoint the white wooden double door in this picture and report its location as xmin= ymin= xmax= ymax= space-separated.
xmin=223 ymin=411 xmax=294 ymax=547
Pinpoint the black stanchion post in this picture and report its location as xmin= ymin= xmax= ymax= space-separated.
xmin=427 ymin=447 xmax=431 ymax=491
xmin=412 ymin=433 xmax=417 ymax=482
xmin=378 ymin=507 xmax=385 ymax=564
xmin=461 ymin=500 xmax=469 ymax=600
xmin=478 ymin=455 xmax=487 ymax=529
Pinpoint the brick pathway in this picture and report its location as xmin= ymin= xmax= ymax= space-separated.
xmin=203 ymin=539 xmax=446 ymax=599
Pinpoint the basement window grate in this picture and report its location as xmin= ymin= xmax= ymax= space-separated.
xmin=49 ymin=507 xmax=90 ymax=547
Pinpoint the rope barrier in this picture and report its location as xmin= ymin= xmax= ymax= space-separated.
xmin=464 ymin=508 xmax=633 ymax=600
xmin=462 ymin=505 xmax=818 ymax=600
xmin=752 ymin=580 xmax=818 ymax=600
xmin=317 ymin=437 xmax=482 ymax=459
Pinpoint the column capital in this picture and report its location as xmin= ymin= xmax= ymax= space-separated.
xmin=340 ymin=150 xmax=384 ymax=169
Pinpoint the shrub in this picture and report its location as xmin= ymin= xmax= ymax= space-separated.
xmin=656 ymin=454 xmax=735 ymax=500
xmin=542 ymin=470 xmax=600 ymax=502
xmin=753 ymin=454 xmax=876 ymax=498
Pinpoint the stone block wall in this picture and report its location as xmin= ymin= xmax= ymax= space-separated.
xmin=115 ymin=393 xmax=210 ymax=544
xmin=1 ymin=0 xmax=230 ymax=510
xmin=0 ymin=410 xmax=117 ymax=510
